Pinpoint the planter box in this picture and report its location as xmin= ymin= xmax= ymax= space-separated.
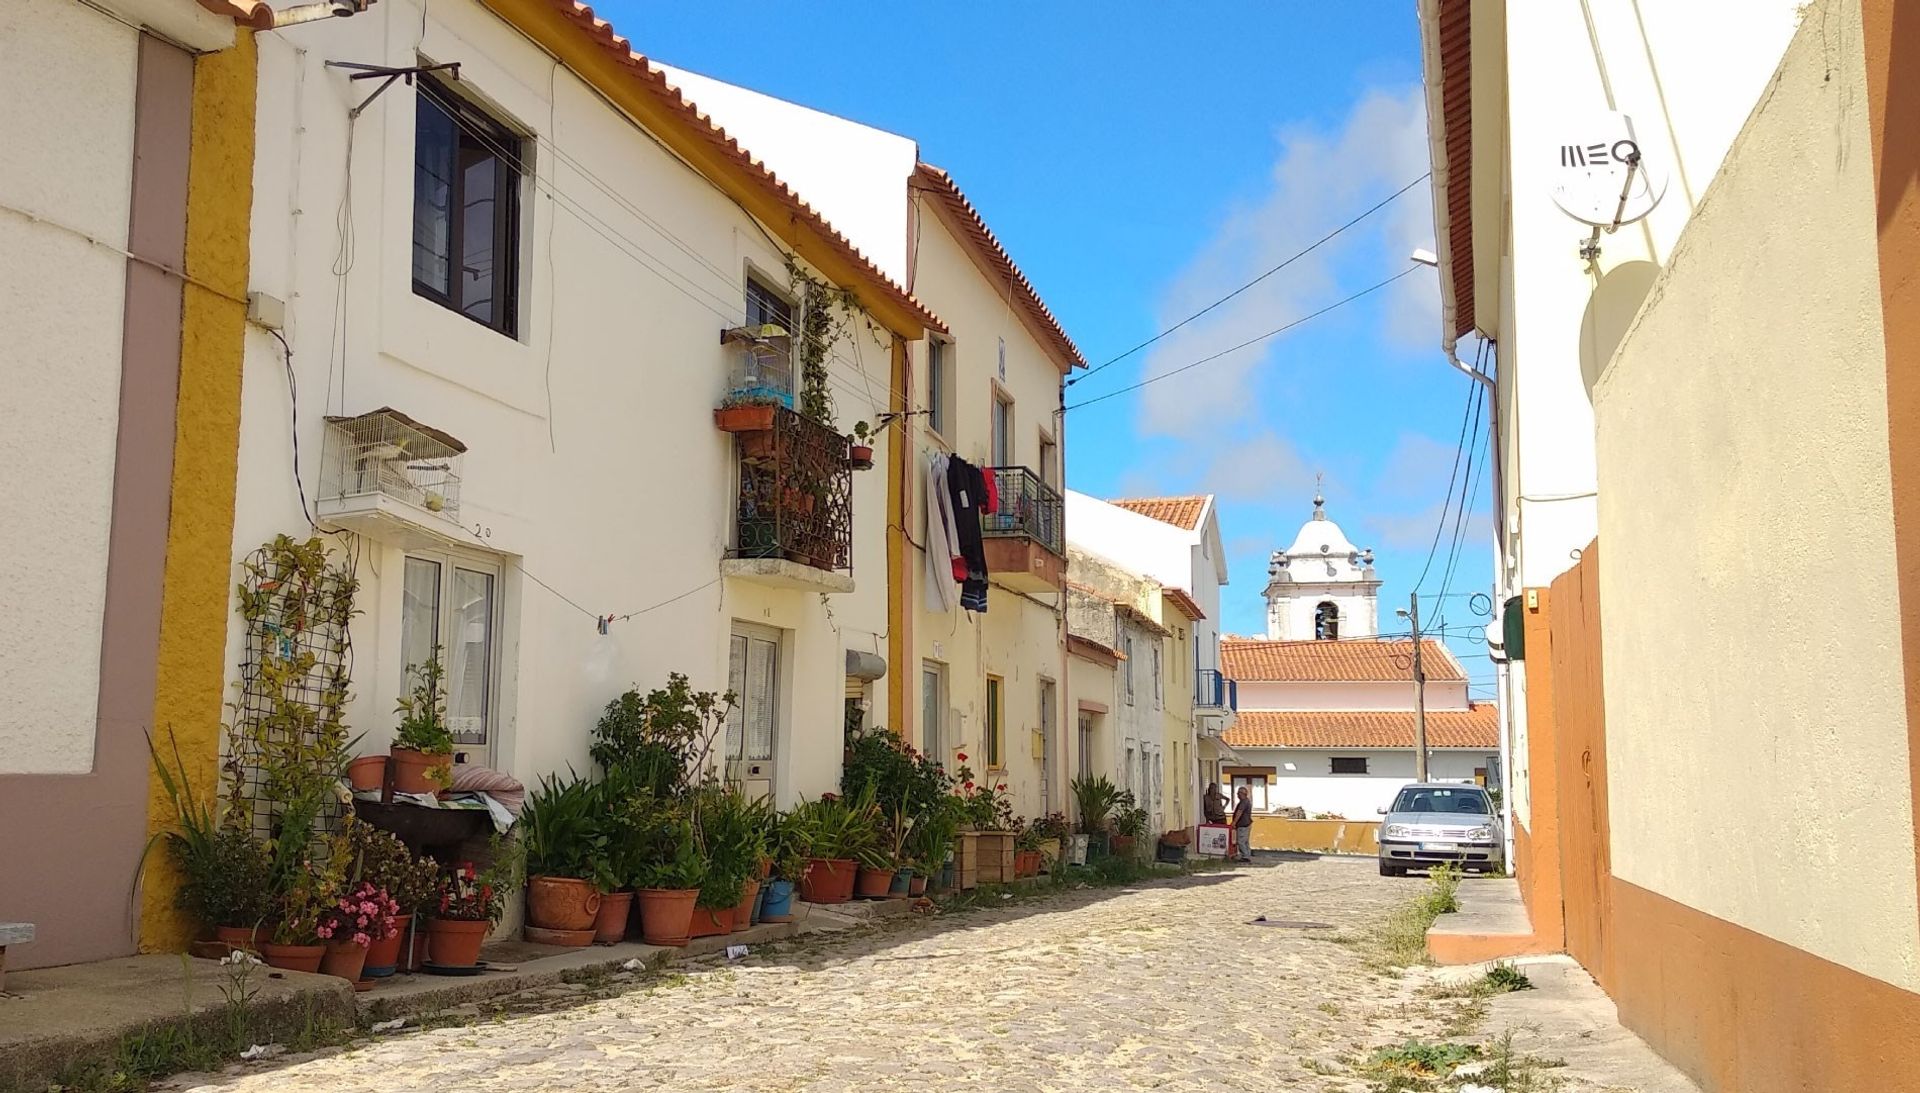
xmin=974 ymin=832 xmax=1015 ymax=884
xmin=1036 ymin=837 xmax=1062 ymax=872
xmin=714 ymin=404 xmax=777 ymax=433
xmin=952 ymin=832 xmax=981 ymax=890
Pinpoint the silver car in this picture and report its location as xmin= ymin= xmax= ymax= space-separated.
xmin=1376 ymin=782 xmax=1504 ymax=876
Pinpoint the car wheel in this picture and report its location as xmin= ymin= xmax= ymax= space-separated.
xmin=1378 ymin=860 xmax=1402 ymax=877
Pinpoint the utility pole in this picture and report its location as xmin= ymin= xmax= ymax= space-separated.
xmin=1408 ymin=592 xmax=1430 ymax=781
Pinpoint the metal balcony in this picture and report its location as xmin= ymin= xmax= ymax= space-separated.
xmin=1196 ymin=668 xmax=1238 ymax=712
xmin=981 ymin=465 xmax=1066 ymax=592
xmin=723 ymin=405 xmax=854 ymax=594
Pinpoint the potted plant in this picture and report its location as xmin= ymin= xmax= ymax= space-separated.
xmin=714 ymin=393 xmax=782 ymax=436
xmin=761 ymin=808 xmax=809 ymax=922
xmin=259 ymin=857 xmax=340 ymax=973
xmin=953 ymin=763 xmax=1015 ymax=883
xmin=521 ymin=771 xmax=605 ymax=946
xmin=633 ymin=804 xmax=704 ymax=948
xmin=792 ymin=791 xmax=878 ymax=904
xmin=1030 ymin=812 xmax=1071 ymax=873
xmin=1111 ymin=793 xmax=1149 ymax=858
xmin=690 ymin=783 xmax=756 ymax=937
xmin=144 ymin=732 xmax=275 ymax=950
xmin=343 ymin=818 xmax=438 ymax=977
xmin=1071 ymin=775 xmax=1123 ymax=861
xmin=427 ymin=839 xmax=520 ymax=969
xmin=847 ymin=421 xmax=875 ymax=470
xmin=390 ymin=650 xmax=455 ymax=794
xmin=316 ymin=880 xmax=400 ymax=986
xmin=1012 ymin=820 xmax=1043 ymax=879
xmin=728 ymin=795 xmax=774 ymax=931
xmin=588 ymin=774 xmax=642 ymax=945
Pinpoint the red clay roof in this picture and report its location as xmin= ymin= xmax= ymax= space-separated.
xmin=1109 ymin=496 xmax=1208 ymax=531
xmin=526 ymin=0 xmax=944 ymax=337
xmin=911 ymin=163 xmax=1083 ymax=370
xmin=1163 ymin=587 xmax=1206 ymax=621
xmin=1224 ymin=704 xmax=1499 ymax=749
xmin=1221 ymin=637 xmax=1465 ymax=683
xmin=1068 ymin=634 xmax=1122 ymax=665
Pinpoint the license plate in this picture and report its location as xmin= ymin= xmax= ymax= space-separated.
xmin=1421 ymin=842 xmax=1457 ymax=852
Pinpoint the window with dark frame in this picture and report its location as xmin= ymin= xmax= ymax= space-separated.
xmin=985 ymin=674 xmax=1005 ymax=768
xmin=413 ymin=76 xmax=522 ymax=336
xmin=1330 ymin=756 xmax=1368 ymax=775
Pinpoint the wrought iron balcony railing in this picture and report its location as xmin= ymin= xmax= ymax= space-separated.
xmin=982 ymin=465 xmax=1064 ymax=556
xmin=1196 ymin=668 xmax=1238 ymax=711
xmin=731 ymin=406 xmax=853 ymax=574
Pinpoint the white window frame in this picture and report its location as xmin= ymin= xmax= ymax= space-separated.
xmin=1122 ymin=633 xmax=1135 ymax=705
xmin=990 ymin=385 xmax=1014 ymax=467
xmin=921 ymin=659 xmax=947 ymax=762
xmin=1152 ymin=644 xmax=1164 ymax=709
xmin=399 ymin=548 xmax=504 ymax=758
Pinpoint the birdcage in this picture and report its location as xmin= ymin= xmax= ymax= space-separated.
xmin=721 ymin=323 xmax=794 ymax=409
xmin=319 ymin=407 xmax=466 ymax=522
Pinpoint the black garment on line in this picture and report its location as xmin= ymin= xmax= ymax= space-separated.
xmin=947 ymin=455 xmax=990 ymax=612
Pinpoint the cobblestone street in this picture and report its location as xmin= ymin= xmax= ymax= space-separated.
xmin=161 ymin=858 xmax=1684 ymax=1093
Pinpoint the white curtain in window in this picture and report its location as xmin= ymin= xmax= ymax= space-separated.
xmin=400 ymin=558 xmax=441 ymax=680
xmin=447 ymin=568 xmax=493 ymax=743
xmin=726 ymin=631 xmax=778 ymax=763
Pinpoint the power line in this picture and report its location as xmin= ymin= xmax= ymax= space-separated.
xmin=1067 ymin=172 xmax=1431 ymax=388
xmin=1065 ymin=267 xmax=1420 ymax=412
xmin=1413 ymin=374 xmax=1480 ymax=594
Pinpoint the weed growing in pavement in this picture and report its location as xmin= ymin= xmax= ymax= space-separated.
xmin=1358 ymin=1038 xmax=1481 ymax=1091
xmin=1479 ymin=1029 xmax=1567 ymax=1091
xmin=1356 ymin=867 xmax=1466 ymax=969
xmin=1484 ymin=962 xmax=1533 ymax=993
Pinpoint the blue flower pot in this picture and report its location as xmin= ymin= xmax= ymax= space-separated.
xmin=888 ymin=868 xmax=912 ymax=896
xmin=760 ymin=879 xmax=796 ymax=922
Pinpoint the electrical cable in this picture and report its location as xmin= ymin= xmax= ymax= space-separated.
xmin=1413 ymin=369 xmax=1480 ymax=594
xmin=1065 ymin=267 xmax=1420 ymax=412
xmin=1068 ymin=173 xmax=1430 ymax=388
xmin=269 ymin=328 xmax=318 ymax=530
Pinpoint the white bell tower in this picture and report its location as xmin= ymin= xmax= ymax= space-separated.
xmin=1263 ymin=483 xmax=1381 ymax=640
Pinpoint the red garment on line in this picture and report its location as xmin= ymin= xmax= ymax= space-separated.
xmin=982 ymin=468 xmax=999 ymax=514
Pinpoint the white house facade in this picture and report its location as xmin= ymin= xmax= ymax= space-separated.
xmin=228 ymin=0 xmax=938 ymax=805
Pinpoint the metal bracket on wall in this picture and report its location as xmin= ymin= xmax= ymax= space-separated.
xmin=325 ymin=60 xmax=463 ymax=118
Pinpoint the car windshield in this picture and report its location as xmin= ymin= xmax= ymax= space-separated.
xmin=1391 ymin=787 xmax=1489 ymax=815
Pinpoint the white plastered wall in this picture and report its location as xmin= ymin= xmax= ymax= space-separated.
xmin=1594 ymin=0 xmax=1919 ymax=991
xmin=0 ymin=0 xmax=137 ymax=774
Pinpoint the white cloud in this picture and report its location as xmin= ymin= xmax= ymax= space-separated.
xmin=1134 ymin=85 xmax=1434 ymax=442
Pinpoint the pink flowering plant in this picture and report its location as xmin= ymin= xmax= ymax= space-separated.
xmin=315 ymin=881 xmax=400 ymax=948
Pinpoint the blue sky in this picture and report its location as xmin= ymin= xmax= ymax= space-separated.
xmin=621 ymin=1 xmax=1495 ymax=697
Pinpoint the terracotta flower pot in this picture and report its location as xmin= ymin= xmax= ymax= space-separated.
xmin=214 ymin=924 xmax=266 ymax=952
xmin=526 ymin=875 xmax=602 ymax=932
xmin=798 ymin=858 xmax=857 ymax=904
xmin=854 ymin=866 xmax=895 ymax=899
xmin=908 ymin=874 xmax=928 ymax=897
xmin=524 ymin=925 xmax=595 ymax=947
xmin=732 ymin=880 xmax=760 ymax=932
xmin=848 ymin=443 xmax=874 ymax=469
xmin=425 ymin=917 xmax=489 ymax=968
xmin=1111 ymin=834 xmax=1137 ymax=857
xmin=714 ymin=404 xmax=777 ymax=433
xmin=346 ymin=755 xmax=387 ymax=792
xmin=364 ymin=915 xmax=408 ymax=977
xmin=389 ymin=746 xmax=451 ymax=794
xmin=593 ymin=891 xmax=634 ymax=945
xmin=320 ymin=940 xmax=369 ymax=983
xmin=636 ymin=888 xmax=698 ymax=947
xmin=259 ymin=942 xmax=325 ymax=973
xmin=687 ymin=904 xmax=734 ymax=938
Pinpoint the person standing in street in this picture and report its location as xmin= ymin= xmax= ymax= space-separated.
xmin=1231 ymin=785 xmax=1254 ymax=862
xmin=1203 ymin=782 xmax=1228 ymax=825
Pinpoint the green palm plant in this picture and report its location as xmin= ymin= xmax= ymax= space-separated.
xmin=1070 ymin=774 xmax=1124 ymax=835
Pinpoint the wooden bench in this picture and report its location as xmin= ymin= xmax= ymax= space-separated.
xmin=0 ymin=923 xmax=33 ymax=993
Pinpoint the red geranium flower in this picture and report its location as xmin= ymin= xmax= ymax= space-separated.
xmin=956 ymin=752 xmax=968 ymax=762
xmin=964 ymin=780 xmax=975 ymax=790
xmin=997 ymin=783 xmax=1006 ymax=791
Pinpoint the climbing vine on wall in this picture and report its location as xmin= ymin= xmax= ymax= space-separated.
xmin=786 ymin=257 xmax=860 ymax=426
xmin=224 ymin=534 xmax=358 ymax=840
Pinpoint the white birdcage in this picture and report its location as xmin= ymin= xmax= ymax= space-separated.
xmin=320 ymin=407 xmax=466 ymax=522
xmin=721 ymin=323 xmax=794 ymax=408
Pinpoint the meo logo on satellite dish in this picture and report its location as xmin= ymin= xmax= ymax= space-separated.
xmin=1550 ymin=111 xmax=1669 ymax=227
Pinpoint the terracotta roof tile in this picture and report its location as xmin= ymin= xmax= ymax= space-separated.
xmin=911 ymin=163 xmax=1083 ymax=370
xmin=1221 ymin=637 xmax=1465 ymax=682
xmin=1108 ymin=496 xmax=1208 ymax=531
xmin=1068 ymin=634 xmax=1122 ymax=664
xmin=1162 ymin=587 xmax=1205 ymax=621
xmin=534 ymin=0 xmax=945 ymax=336
xmin=1224 ymin=705 xmax=1499 ymax=749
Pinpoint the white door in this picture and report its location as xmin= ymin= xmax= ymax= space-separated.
xmin=725 ymin=625 xmax=779 ymax=800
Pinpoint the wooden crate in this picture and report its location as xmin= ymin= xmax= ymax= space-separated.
xmin=953 ymin=832 xmax=980 ymax=890
xmin=975 ymin=832 xmax=1015 ymax=883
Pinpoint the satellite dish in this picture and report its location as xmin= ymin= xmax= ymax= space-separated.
xmin=1550 ymin=111 xmax=1668 ymax=227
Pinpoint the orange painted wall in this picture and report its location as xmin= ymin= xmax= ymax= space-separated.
xmin=1517 ymin=591 xmax=1565 ymax=951
xmin=1548 ymin=545 xmax=1612 ymax=993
